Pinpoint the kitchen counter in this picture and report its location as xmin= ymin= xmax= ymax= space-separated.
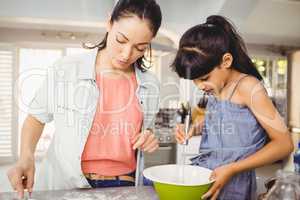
xmin=0 ymin=186 xmax=159 ymax=200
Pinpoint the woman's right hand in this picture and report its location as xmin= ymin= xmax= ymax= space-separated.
xmin=175 ymin=121 xmax=203 ymax=144
xmin=7 ymin=156 xmax=35 ymax=199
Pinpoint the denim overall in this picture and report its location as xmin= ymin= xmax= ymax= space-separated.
xmin=191 ymin=76 xmax=267 ymax=200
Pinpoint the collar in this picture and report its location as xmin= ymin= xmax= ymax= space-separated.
xmin=77 ymin=48 xmax=98 ymax=80
xmin=76 ymin=48 xmax=148 ymax=88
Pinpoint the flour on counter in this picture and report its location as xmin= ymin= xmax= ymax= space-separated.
xmin=60 ymin=191 xmax=110 ymax=200
xmin=126 ymin=196 xmax=139 ymax=200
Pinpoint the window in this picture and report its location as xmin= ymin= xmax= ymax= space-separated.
xmin=252 ymin=58 xmax=273 ymax=95
xmin=252 ymin=57 xmax=288 ymax=121
xmin=66 ymin=47 xmax=90 ymax=56
xmin=0 ymin=45 xmax=16 ymax=164
xmin=17 ymin=47 xmax=90 ymax=158
xmin=18 ymin=48 xmax=63 ymax=158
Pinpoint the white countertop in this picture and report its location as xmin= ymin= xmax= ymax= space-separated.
xmin=0 ymin=186 xmax=159 ymax=200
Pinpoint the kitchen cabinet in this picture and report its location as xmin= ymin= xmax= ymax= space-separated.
xmin=144 ymin=143 xmax=176 ymax=168
xmin=176 ymin=136 xmax=201 ymax=165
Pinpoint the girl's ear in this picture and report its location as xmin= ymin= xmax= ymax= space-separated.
xmin=221 ymin=53 xmax=233 ymax=69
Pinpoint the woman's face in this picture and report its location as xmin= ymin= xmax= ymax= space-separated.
xmin=106 ymin=15 xmax=154 ymax=70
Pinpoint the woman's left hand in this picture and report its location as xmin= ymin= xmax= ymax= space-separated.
xmin=132 ymin=129 xmax=159 ymax=153
xmin=202 ymin=163 xmax=237 ymax=200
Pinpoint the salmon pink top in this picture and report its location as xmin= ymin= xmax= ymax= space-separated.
xmin=81 ymin=72 xmax=143 ymax=176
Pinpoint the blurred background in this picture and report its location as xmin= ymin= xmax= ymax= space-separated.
xmin=0 ymin=0 xmax=300 ymax=196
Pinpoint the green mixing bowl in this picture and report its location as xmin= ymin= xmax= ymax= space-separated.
xmin=143 ymin=164 xmax=214 ymax=200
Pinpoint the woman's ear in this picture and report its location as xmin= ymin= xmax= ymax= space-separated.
xmin=106 ymin=20 xmax=112 ymax=32
xmin=221 ymin=53 xmax=233 ymax=69
xmin=106 ymin=13 xmax=112 ymax=32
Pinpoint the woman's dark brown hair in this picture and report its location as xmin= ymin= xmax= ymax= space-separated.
xmin=86 ymin=0 xmax=162 ymax=72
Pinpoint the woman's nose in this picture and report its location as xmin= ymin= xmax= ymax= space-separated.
xmin=121 ymin=45 xmax=132 ymax=61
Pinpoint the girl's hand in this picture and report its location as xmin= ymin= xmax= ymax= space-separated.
xmin=132 ymin=129 xmax=159 ymax=153
xmin=202 ymin=163 xmax=237 ymax=200
xmin=175 ymin=121 xmax=203 ymax=144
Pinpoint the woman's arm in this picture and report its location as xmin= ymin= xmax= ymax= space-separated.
xmin=20 ymin=115 xmax=45 ymax=159
xmin=7 ymin=115 xmax=45 ymax=199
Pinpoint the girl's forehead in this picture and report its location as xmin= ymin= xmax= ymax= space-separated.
xmin=196 ymin=68 xmax=220 ymax=80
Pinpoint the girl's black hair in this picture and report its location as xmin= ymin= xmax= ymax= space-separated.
xmin=86 ymin=0 xmax=162 ymax=72
xmin=172 ymin=15 xmax=263 ymax=80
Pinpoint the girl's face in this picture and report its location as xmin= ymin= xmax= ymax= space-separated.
xmin=193 ymin=53 xmax=233 ymax=96
xmin=193 ymin=66 xmax=230 ymax=96
xmin=106 ymin=16 xmax=154 ymax=70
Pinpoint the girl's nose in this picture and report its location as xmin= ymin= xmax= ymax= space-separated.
xmin=200 ymin=84 xmax=207 ymax=90
xmin=194 ymin=81 xmax=205 ymax=90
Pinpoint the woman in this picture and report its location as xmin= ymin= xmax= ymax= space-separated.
xmin=7 ymin=0 xmax=162 ymax=198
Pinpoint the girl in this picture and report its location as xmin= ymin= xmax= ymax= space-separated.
xmin=173 ymin=15 xmax=294 ymax=200
xmin=7 ymin=0 xmax=162 ymax=198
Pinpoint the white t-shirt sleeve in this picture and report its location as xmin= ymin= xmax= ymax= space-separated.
xmin=27 ymin=67 xmax=55 ymax=124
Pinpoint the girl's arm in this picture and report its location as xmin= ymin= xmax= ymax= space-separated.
xmin=230 ymin=76 xmax=293 ymax=173
xmin=202 ymin=77 xmax=294 ymax=200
